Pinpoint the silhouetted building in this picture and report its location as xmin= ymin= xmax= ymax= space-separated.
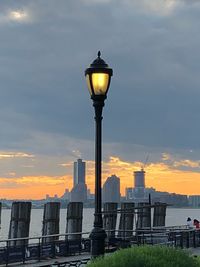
xmin=125 ymin=188 xmax=134 ymax=201
xmin=87 ymin=189 xmax=95 ymax=200
xmin=125 ymin=169 xmax=188 ymax=207
xmin=102 ymin=175 xmax=120 ymax=203
xmin=70 ymin=183 xmax=87 ymax=202
xmin=73 ymin=159 xmax=86 ymax=186
xmin=70 ymin=158 xmax=87 ymax=202
xmin=188 ymin=195 xmax=200 ymax=207
xmin=133 ymin=169 xmax=145 ymax=200
xmin=61 ymin=189 xmax=70 ymax=200
xmin=134 ymin=170 xmax=145 ymax=187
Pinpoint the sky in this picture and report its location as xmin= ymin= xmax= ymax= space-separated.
xmin=0 ymin=0 xmax=200 ymax=199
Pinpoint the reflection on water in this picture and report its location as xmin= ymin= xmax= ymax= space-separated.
xmin=1 ymin=208 xmax=200 ymax=240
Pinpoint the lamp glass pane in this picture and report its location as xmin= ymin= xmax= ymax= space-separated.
xmin=91 ymin=73 xmax=109 ymax=95
xmin=86 ymin=74 xmax=93 ymax=96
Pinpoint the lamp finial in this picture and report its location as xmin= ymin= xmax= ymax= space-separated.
xmin=98 ymin=51 xmax=101 ymax=58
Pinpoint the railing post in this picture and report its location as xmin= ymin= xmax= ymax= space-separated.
xmin=193 ymin=230 xmax=196 ymax=248
xmin=6 ymin=240 xmax=8 ymax=267
xmin=38 ymin=237 xmax=41 ymax=262
xmin=180 ymin=232 xmax=183 ymax=249
xmin=174 ymin=232 xmax=177 ymax=247
xmin=186 ymin=231 xmax=190 ymax=248
xmin=23 ymin=238 xmax=26 ymax=264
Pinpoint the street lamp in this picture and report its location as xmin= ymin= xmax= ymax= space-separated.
xmin=85 ymin=51 xmax=113 ymax=257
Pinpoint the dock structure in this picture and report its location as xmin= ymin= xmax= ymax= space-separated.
xmin=103 ymin=202 xmax=118 ymax=239
xmin=0 ymin=201 xmax=200 ymax=266
xmin=42 ymin=202 xmax=60 ymax=244
xmin=153 ymin=202 xmax=167 ymax=227
xmin=8 ymin=202 xmax=31 ymax=246
xmin=0 ymin=202 xmax=2 ymax=230
xmin=118 ymin=202 xmax=135 ymax=238
xmin=136 ymin=202 xmax=151 ymax=229
xmin=66 ymin=202 xmax=83 ymax=241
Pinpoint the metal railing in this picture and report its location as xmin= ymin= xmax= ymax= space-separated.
xmin=1 ymin=226 xmax=200 ymax=266
xmin=0 ymin=232 xmax=91 ymax=266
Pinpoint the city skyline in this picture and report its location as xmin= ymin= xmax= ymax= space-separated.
xmin=0 ymin=1 xmax=200 ymax=199
xmin=1 ymin=156 xmax=200 ymax=199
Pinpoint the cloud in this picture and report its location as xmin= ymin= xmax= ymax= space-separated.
xmin=162 ymin=153 xmax=171 ymax=161
xmin=8 ymin=9 xmax=29 ymax=22
xmin=126 ymin=0 xmax=179 ymax=16
xmin=174 ymin=159 xmax=200 ymax=168
xmin=1 ymin=0 xmax=200 ymax=152
xmin=59 ymin=162 xmax=73 ymax=167
xmin=0 ymin=0 xmax=200 ymax=197
xmin=0 ymin=151 xmax=34 ymax=159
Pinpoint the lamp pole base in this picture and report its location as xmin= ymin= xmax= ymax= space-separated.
xmin=90 ymin=227 xmax=107 ymax=258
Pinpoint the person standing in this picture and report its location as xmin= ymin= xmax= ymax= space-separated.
xmin=193 ymin=219 xmax=200 ymax=229
xmin=187 ymin=217 xmax=193 ymax=228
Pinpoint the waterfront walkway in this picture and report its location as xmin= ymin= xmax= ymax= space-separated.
xmin=4 ymin=248 xmax=200 ymax=267
xmin=0 ymin=253 xmax=91 ymax=267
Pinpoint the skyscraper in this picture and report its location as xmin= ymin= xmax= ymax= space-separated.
xmin=134 ymin=170 xmax=145 ymax=188
xmin=71 ymin=158 xmax=87 ymax=202
xmin=133 ymin=169 xmax=145 ymax=199
xmin=102 ymin=175 xmax=120 ymax=203
xmin=73 ymin=159 xmax=86 ymax=187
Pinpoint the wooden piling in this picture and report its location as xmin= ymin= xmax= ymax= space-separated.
xmin=42 ymin=202 xmax=60 ymax=243
xmin=8 ymin=202 xmax=31 ymax=246
xmin=153 ymin=202 xmax=166 ymax=227
xmin=0 ymin=202 xmax=2 ymax=229
xmin=137 ymin=202 xmax=151 ymax=229
xmin=103 ymin=202 xmax=118 ymax=239
xmin=118 ymin=202 xmax=134 ymax=238
xmin=66 ymin=202 xmax=83 ymax=240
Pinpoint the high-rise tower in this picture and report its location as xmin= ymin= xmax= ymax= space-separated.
xmin=73 ymin=159 xmax=86 ymax=187
xmin=134 ymin=170 xmax=145 ymax=188
xmin=134 ymin=169 xmax=145 ymax=199
xmin=102 ymin=175 xmax=120 ymax=203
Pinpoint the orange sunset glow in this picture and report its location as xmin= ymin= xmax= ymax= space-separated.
xmin=1 ymin=156 xmax=200 ymax=199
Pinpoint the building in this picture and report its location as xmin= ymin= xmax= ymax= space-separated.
xmin=134 ymin=170 xmax=145 ymax=187
xmin=87 ymin=189 xmax=95 ymax=200
xmin=70 ymin=183 xmax=87 ymax=202
xmin=61 ymin=189 xmax=70 ymax=200
xmin=133 ymin=169 xmax=146 ymax=200
xmin=188 ymin=195 xmax=200 ymax=207
xmin=102 ymin=175 xmax=120 ymax=203
xmin=125 ymin=187 xmax=134 ymax=201
xmin=125 ymin=170 xmax=146 ymax=202
xmin=70 ymin=158 xmax=87 ymax=203
xmin=73 ymin=159 xmax=86 ymax=186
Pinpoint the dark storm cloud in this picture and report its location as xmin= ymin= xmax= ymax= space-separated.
xmin=0 ymin=0 xmax=200 ymax=159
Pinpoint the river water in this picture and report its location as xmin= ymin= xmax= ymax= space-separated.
xmin=1 ymin=208 xmax=200 ymax=241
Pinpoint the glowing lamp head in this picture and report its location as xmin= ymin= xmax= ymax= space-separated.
xmin=85 ymin=51 xmax=113 ymax=99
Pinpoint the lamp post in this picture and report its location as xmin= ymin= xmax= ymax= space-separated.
xmin=85 ymin=51 xmax=113 ymax=257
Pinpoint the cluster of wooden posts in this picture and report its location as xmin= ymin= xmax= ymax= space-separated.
xmin=5 ymin=202 xmax=83 ymax=246
xmin=103 ymin=202 xmax=166 ymax=239
xmin=0 ymin=201 xmax=167 ymax=246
